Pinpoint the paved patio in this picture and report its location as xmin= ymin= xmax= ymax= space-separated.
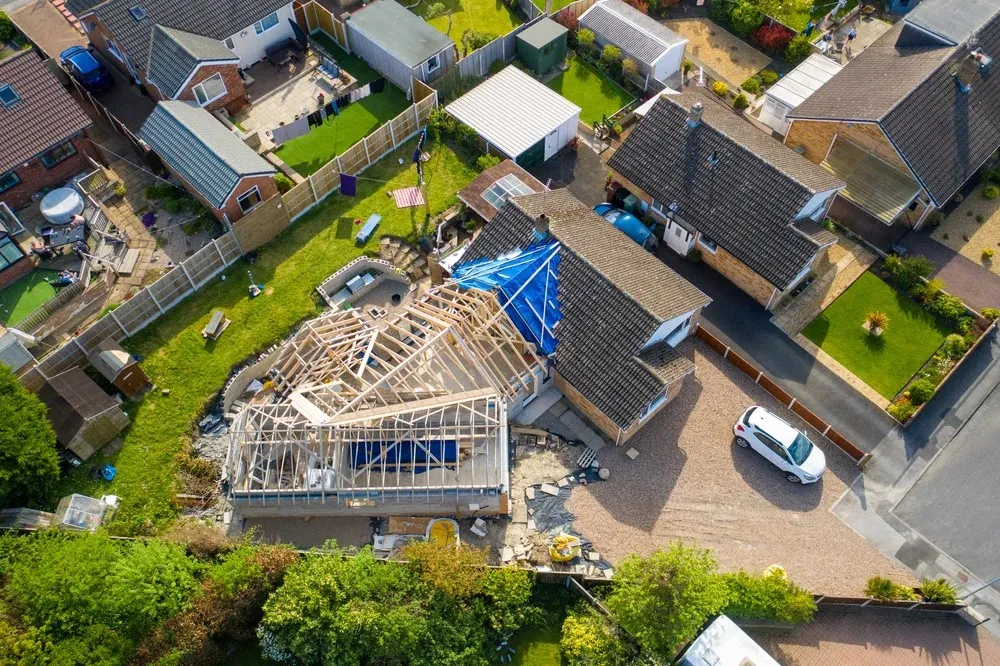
xmin=899 ymin=231 xmax=1000 ymax=311
xmin=820 ymin=14 xmax=894 ymax=64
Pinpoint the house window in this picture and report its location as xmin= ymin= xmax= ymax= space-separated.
xmin=224 ymin=37 xmax=236 ymax=50
xmin=482 ymin=174 xmax=534 ymax=209
xmin=697 ymin=233 xmax=718 ymax=253
xmin=0 ymin=235 xmax=25 ymax=272
xmin=128 ymin=5 xmax=147 ymax=21
xmin=0 ymin=85 xmax=20 ymax=108
xmin=237 ymin=186 xmax=262 ymax=213
xmin=0 ymin=171 xmax=19 ymax=193
xmin=193 ymin=73 xmax=227 ymax=106
xmin=664 ymin=316 xmax=692 ymax=346
xmin=425 ymin=54 xmax=441 ymax=75
xmin=640 ymin=391 xmax=668 ymax=420
xmin=40 ymin=141 xmax=78 ymax=169
xmin=254 ymin=12 xmax=279 ymax=35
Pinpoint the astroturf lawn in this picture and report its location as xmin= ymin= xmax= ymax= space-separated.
xmin=801 ymin=271 xmax=951 ymax=400
xmin=311 ymin=33 xmax=381 ymax=86
xmin=49 ymin=139 xmax=478 ymax=534
xmin=412 ymin=0 xmax=521 ymax=41
xmin=273 ymin=85 xmax=410 ymax=176
xmin=546 ymin=57 xmax=634 ymax=128
xmin=0 ymin=269 xmax=59 ymax=326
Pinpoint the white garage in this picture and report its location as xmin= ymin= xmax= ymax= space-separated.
xmin=445 ymin=66 xmax=581 ymax=169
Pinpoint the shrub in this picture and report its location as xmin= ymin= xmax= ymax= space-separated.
xmin=977 ymin=214 xmax=986 ymax=223
xmin=907 ymin=379 xmax=936 ymax=406
xmin=983 ymin=185 xmax=1000 ymax=200
xmin=577 ymin=28 xmax=596 ymax=48
xmin=602 ymin=43 xmax=622 ymax=64
xmin=622 ymin=57 xmax=638 ymax=77
xmin=920 ymin=578 xmax=959 ymax=604
xmin=464 ymin=218 xmax=478 ymax=233
xmin=162 ymin=519 xmax=237 ymax=560
xmin=733 ymin=93 xmax=749 ymax=110
xmin=865 ymin=576 xmax=918 ymax=601
xmin=785 ymin=35 xmax=813 ymax=63
xmin=399 ymin=542 xmax=488 ymax=600
xmin=942 ymin=333 xmax=969 ymax=359
xmin=730 ymin=0 xmax=764 ymax=37
xmin=927 ymin=293 xmax=967 ymax=324
xmin=983 ymin=247 xmax=995 ymax=260
xmin=273 ymin=173 xmax=293 ymax=194
xmin=554 ymin=8 xmax=578 ymax=32
xmin=864 ymin=310 xmax=888 ymax=333
xmin=741 ymin=76 xmax=762 ymax=95
xmin=752 ymin=23 xmax=794 ymax=53
xmin=476 ymin=153 xmax=501 ymax=171
xmin=425 ymin=2 xmax=446 ymax=18
xmin=759 ymin=69 xmax=779 ymax=85
xmin=922 ymin=277 xmax=946 ymax=300
xmin=712 ymin=80 xmax=729 ymax=97
xmin=885 ymin=254 xmax=934 ymax=291
xmin=683 ymin=58 xmax=694 ymax=74
xmin=0 ymin=365 xmax=59 ymax=506
xmin=708 ymin=0 xmax=733 ymax=25
xmin=722 ymin=568 xmax=816 ymax=624
xmin=561 ymin=607 xmax=632 ymax=666
xmin=927 ymin=211 xmax=945 ymax=226
xmin=981 ymin=307 xmax=1000 ymax=320
xmin=0 ymin=11 xmax=15 ymax=42
xmin=888 ymin=399 xmax=916 ymax=422
xmin=162 ymin=197 xmax=186 ymax=213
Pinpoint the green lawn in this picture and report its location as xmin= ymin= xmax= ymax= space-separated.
xmin=411 ymin=0 xmax=521 ymax=42
xmin=755 ymin=0 xmax=858 ymax=32
xmin=0 ymin=269 xmax=60 ymax=326
xmin=510 ymin=623 xmax=564 ymax=666
xmin=802 ymin=272 xmax=951 ymax=399
xmin=546 ymin=57 xmax=634 ymax=128
xmin=273 ymin=84 xmax=410 ymax=176
xmin=50 ymin=139 xmax=479 ymax=534
xmin=311 ymin=33 xmax=381 ymax=86
xmin=532 ymin=0 xmax=574 ymax=11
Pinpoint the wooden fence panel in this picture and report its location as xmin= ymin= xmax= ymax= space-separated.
xmin=339 ymin=142 xmax=370 ymax=175
xmin=75 ymin=314 xmax=126 ymax=353
xmin=316 ymin=3 xmax=336 ymax=38
xmin=826 ymin=428 xmax=865 ymax=461
xmin=725 ymin=349 xmax=760 ymax=381
xmin=559 ymin=0 xmax=597 ymax=19
xmin=758 ymin=374 xmax=793 ymax=407
xmin=283 ymin=180 xmax=316 ymax=219
xmin=365 ymin=124 xmax=393 ymax=161
xmin=294 ymin=2 xmax=308 ymax=29
xmin=413 ymin=78 xmax=435 ymax=103
xmin=148 ymin=267 xmax=196 ymax=311
xmin=36 ymin=343 xmax=87 ymax=378
xmin=230 ymin=197 xmax=291 ymax=253
xmin=790 ymin=399 xmax=829 ymax=433
xmin=311 ymin=161 xmax=340 ymax=200
xmin=695 ymin=324 xmax=727 ymax=355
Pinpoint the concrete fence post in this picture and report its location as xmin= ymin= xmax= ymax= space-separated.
xmin=212 ymin=238 xmax=226 ymax=263
xmin=308 ymin=174 xmax=319 ymax=202
xmin=147 ymin=289 xmax=165 ymax=313
xmin=362 ymin=136 xmax=372 ymax=167
xmin=755 ymin=370 xmax=763 ymax=383
xmin=788 ymin=397 xmax=797 ymax=409
xmin=110 ymin=309 xmax=129 ymax=337
xmin=389 ymin=118 xmax=397 ymax=147
xmin=723 ymin=346 xmax=730 ymax=359
xmin=179 ymin=261 xmax=196 ymax=289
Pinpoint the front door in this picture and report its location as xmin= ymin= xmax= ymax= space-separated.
xmin=543 ymin=128 xmax=560 ymax=160
xmin=663 ymin=218 xmax=694 ymax=255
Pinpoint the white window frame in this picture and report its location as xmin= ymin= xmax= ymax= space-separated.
xmin=640 ymin=391 xmax=668 ymax=421
xmin=106 ymin=38 xmax=126 ymax=63
xmin=254 ymin=12 xmax=280 ymax=35
xmin=424 ymin=53 xmax=442 ymax=75
xmin=224 ymin=37 xmax=236 ymax=50
xmin=697 ymin=232 xmax=718 ymax=254
xmin=237 ymin=186 xmax=263 ymax=213
xmin=192 ymin=72 xmax=228 ymax=106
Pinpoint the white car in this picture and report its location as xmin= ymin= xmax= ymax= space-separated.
xmin=733 ymin=406 xmax=826 ymax=484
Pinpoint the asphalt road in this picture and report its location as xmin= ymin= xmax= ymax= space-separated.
xmin=655 ymin=247 xmax=897 ymax=451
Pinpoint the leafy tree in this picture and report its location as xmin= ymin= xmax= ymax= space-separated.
xmin=561 ymin=606 xmax=632 ymax=666
xmin=751 ymin=22 xmax=794 ymax=52
xmin=0 ymin=364 xmax=60 ymax=506
xmin=621 ymin=58 xmax=638 ymax=77
xmin=577 ymin=28 xmax=596 ymax=48
xmin=785 ymin=34 xmax=813 ymax=63
xmin=721 ymin=567 xmax=815 ymax=624
xmin=273 ymin=173 xmax=293 ymax=194
xmin=602 ymin=44 xmax=622 ymax=64
xmin=707 ymin=0 xmax=733 ymax=26
xmin=0 ymin=11 xmax=15 ymax=42
xmin=606 ymin=543 xmax=728 ymax=659
xmin=729 ymin=0 xmax=764 ymax=37
xmin=401 ymin=542 xmax=488 ymax=600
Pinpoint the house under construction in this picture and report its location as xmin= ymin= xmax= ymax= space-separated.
xmin=225 ymin=285 xmax=547 ymax=516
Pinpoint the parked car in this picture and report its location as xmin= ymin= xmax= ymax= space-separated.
xmin=733 ymin=406 xmax=826 ymax=484
xmin=593 ymin=203 xmax=658 ymax=251
xmin=60 ymin=46 xmax=113 ymax=93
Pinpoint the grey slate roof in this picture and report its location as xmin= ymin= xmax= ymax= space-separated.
xmin=789 ymin=2 xmax=1000 ymax=205
xmin=146 ymin=25 xmax=237 ymax=98
xmin=905 ymin=0 xmax=1000 ymax=45
xmin=609 ymin=92 xmax=843 ymax=289
xmin=76 ymin=0 xmax=290 ymax=75
xmin=0 ymin=49 xmax=91 ymax=175
xmin=138 ymin=101 xmax=275 ymax=208
xmin=464 ymin=188 xmax=710 ymax=431
xmin=517 ymin=17 xmax=568 ymax=50
xmin=579 ymin=0 xmax=685 ymax=66
xmin=347 ymin=0 xmax=454 ymax=68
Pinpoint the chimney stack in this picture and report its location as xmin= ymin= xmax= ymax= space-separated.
xmin=686 ymin=102 xmax=704 ymax=128
xmin=533 ymin=213 xmax=550 ymax=241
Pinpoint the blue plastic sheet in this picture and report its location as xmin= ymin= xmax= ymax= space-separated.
xmin=452 ymin=241 xmax=562 ymax=355
xmin=350 ymin=440 xmax=458 ymax=471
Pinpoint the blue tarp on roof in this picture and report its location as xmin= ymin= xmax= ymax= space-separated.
xmin=451 ymin=241 xmax=561 ymax=355
xmin=350 ymin=440 xmax=458 ymax=471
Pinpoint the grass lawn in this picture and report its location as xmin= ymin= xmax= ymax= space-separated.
xmin=311 ymin=33 xmax=381 ymax=86
xmin=755 ymin=0 xmax=858 ymax=32
xmin=50 ymin=139 xmax=479 ymax=534
xmin=533 ymin=0 xmax=574 ymax=11
xmin=411 ymin=0 xmax=521 ymax=42
xmin=273 ymin=85 xmax=410 ymax=176
xmin=802 ymin=272 xmax=951 ymax=400
xmin=0 ymin=269 xmax=60 ymax=326
xmin=510 ymin=623 xmax=564 ymax=666
xmin=546 ymin=56 xmax=634 ymax=127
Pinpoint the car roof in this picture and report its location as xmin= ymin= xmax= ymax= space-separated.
xmin=749 ymin=407 xmax=799 ymax=446
xmin=65 ymin=48 xmax=97 ymax=66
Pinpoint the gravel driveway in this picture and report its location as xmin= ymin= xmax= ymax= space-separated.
xmin=566 ymin=339 xmax=915 ymax=596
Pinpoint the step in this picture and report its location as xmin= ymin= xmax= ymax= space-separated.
xmin=116 ymin=248 xmax=141 ymax=275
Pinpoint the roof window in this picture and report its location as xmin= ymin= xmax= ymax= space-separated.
xmin=0 ymin=85 xmax=20 ymax=108
xmin=706 ymin=150 xmax=720 ymax=169
xmin=482 ymin=174 xmax=534 ymax=209
xmin=129 ymin=5 xmax=147 ymax=21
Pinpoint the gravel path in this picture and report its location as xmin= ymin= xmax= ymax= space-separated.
xmin=566 ymin=339 xmax=915 ymax=596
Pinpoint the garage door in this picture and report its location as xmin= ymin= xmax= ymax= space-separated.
xmin=516 ymin=138 xmax=545 ymax=169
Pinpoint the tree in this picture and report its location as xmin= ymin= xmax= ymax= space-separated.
xmin=401 ymin=541 xmax=488 ymax=600
xmin=0 ymin=11 xmax=15 ymax=42
xmin=785 ymin=34 xmax=813 ymax=63
xmin=707 ymin=0 xmax=733 ymax=26
xmin=577 ymin=28 xmax=596 ymax=48
xmin=602 ymin=44 xmax=622 ymax=64
xmin=621 ymin=58 xmax=638 ymax=77
xmin=0 ymin=365 xmax=59 ymax=506
xmin=751 ymin=22 xmax=794 ymax=52
xmin=729 ymin=0 xmax=764 ymax=37
xmin=606 ymin=543 xmax=728 ymax=659
xmin=561 ymin=607 xmax=632 ymax=665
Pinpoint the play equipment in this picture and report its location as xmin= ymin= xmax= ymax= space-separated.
xmin=549 ymin=534 xmax=582 ymax=563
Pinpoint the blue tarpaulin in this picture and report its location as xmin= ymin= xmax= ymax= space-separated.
xmin=451 ymin=241 xmax=561 ymax=355
xmin=350 ymin=440 xmax=458 ymax=471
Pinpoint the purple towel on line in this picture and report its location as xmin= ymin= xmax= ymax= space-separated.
xmin=340 ymin=173 xmax=357 ymax=196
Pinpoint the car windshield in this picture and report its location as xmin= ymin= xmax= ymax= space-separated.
xmin=787 ymin=433 xmax=813 ymax=465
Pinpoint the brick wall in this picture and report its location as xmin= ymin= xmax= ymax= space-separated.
xmin=0 ymin=254 xmax=36 ymax=290
xmin=1 ymin=134 xmax=101 ymax=211
xmin=700 ymin=241 xmax=779 ymax=307
xmin=177 ymin=64 xmax=248 ymax=115
xmin=222 ymin=175 xmax=279 ymax=224
xmin=619 ymin=372 xmax=688 ymax=442
xmin=553 ymin=370 xmax=624 ymax=443
xmin=785 ymin=119 xmax=912 ymax=175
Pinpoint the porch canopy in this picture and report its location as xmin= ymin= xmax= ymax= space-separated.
xmin=821 ymin=140 xmax=921 ymax=225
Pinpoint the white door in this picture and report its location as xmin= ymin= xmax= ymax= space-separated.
xmin=544 ymin=129 xmax=560 ymax=160
xmin=763 ymin=98 xmax=791 ymax=136
xmin=663 ymin=219 xmax=694 ymax=255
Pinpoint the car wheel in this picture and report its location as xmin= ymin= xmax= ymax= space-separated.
xmin=735 ymin=437 xmax=750 ymax=448
xmin=786 ymin=473 xmax=802 ymax=483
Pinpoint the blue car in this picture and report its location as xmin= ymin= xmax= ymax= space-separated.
xmin=593 ymin=203 xmax=658 ymax=251
xmin=60 ymin=46 xmax=113 ymax=93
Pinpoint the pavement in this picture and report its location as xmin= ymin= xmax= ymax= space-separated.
xmin=529 ymin=142 xmax=607 ymax=208
xmin=898 ymin=230 xmax=1000 ymax=311
xmin=7 ymin=0 xmax=85 ymax=59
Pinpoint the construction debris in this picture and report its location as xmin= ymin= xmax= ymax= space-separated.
xmin=540 ymin=483 xmax=561 ymax=496
xmin=626 ymin=447 xmax=640 ymax=460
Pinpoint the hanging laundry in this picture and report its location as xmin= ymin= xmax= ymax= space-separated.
xmin=336 ymin=93 xmax=351 ymax=109
xmin=269 ymin=115 xmax=309 ymax=145
xmin=370 ymin=77 xmax=386 ymax=94
xmin=325 ymin=101 xmax=338 ymax=117
xmin=307 ymin=111 xmax=322 ymax=128
xmin=339 ymin=173 xmax=357 ymax=196
xmin=319 ymin=107 xmax=327 ymax=122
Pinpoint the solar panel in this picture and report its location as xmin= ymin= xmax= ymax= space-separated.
xmin=482 ymin=174 xmax=534 ymax=209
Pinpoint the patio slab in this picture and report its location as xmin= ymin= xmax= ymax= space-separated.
xmin=663 ymin=17 xmax=770 ymax=87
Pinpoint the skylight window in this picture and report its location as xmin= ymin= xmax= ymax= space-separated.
xmin=129 ymin=5 xmax=147 ymax=21
xmin=482 ymin=174 xmax=533 ymax=209
xmin=0 ymin=85 xmax=20 ymax=108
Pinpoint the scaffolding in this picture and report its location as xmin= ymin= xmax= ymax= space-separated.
xmin=226 ymin=285 xmax=545 ymax=514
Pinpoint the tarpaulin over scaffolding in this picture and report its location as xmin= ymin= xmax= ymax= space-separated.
xmin=451 ymin=241 xmax=561 ymax=355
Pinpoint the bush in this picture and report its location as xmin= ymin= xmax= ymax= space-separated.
xmin=864 ymin=310 xmax=888 ymax=334
xmin=476 ymin=153 xmax=501 ymax=171
xmin=733 ymin=93 xmax=749 ymax=110
xmin=759 ymin=69 xmax=779 ymax=86
xmin=273 ymin=173 xmax=293 ymax=194
xmin=888 ymin=399 xmax=916 ymax=422
xmin=922 ymin=277 xmax=945 ymax=300
xmin=577 ymin=28 xmax=596 ymax=48
xmin=399 ymin=542 xmax=487 ymax=599
xmin=741 ymin=76 xmax=762 ymax=95
xmin=622 ymin=57 xmax=638 ymax=77
xmin=907 ymin=379 xmax=936 ymax=406
xmin=561 ymin=607 xmax=632 ymax=666
xmin=752 ymin=23 xmax=794 ymax=53
xmin=601 ymin=43 xmax=622 ymax=64
xmin=708 ymin=0 xmax=732 ymax=25
xmin=785 ymin=35 xmax=813 ymax=63
xmin=865 ymin=576 xmax=918 ymax=601
xmin=983 ymin=247 xmax=995 ymax=261
xmin=462 ymin=29 xmax=496 ymax=53
xmin=730 ymin=0 xmax=764 ymax=37
xmin=983 ymin=185 xmax=1000 ymax=200
xmin=981 ymin=307 xmax=1000 ymax=320
xmin=0 ymin=11 xmax=15 ymax=42
xmin=722 ymin=568 xmax=816 ymax=624
xmin=683 ymin=58 xmax=694 ymax=74
xmin=712 ymin=80 xmax=729 ymax=97
xmin=884 ymin=254 xmax=934 ymax=291
xmin=977 ymin=214 xmax=986 ymax=223
xmin=920 ymin=578 xmax=959 ymax=604
xmin=162 ymin=197 xmax=187 ymax=213
xmin=928 ymin=211 xmax=945 ymax=226
xmin=926 ymin=293 xmax=967 ymax=324
xmin=0 ymin=365 xmax=59 ymax=506
xmin=144 ymin=183 xmax=175 ymax=199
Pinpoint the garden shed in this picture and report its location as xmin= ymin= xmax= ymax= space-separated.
xmin=344 ymin=0 xmax=456 ymax=94
xmin=516 ymin=18 xmax=568 ymax=76
xmin=578 ymin=0 xmax=687 ymax=87
xmin=758 ymin=54 xmax=842 ymax=136
xmin=87 ymin=337 xmax=149 ymax=400
xmin=446 ymin=66 xmax=581 ymax=168
xmin=37 ymin=367 xmax=129 ymax=460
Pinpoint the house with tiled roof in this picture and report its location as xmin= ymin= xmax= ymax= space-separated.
xmin=785 ymin=0 xmax=1000 ymax=248
xmin=608 ymin=92 xmax=844 ymax=310
xmin=69 ymin=0 xmax=298 ymax=113
xmin=456 ymin=188 xmax=711 ymax=444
